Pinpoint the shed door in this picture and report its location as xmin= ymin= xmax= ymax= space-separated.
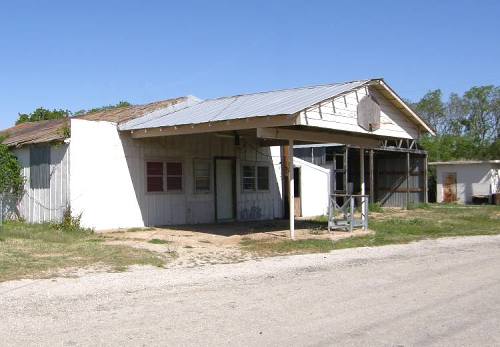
xmin=443 ymin=172 xmax=457 ymax=203
xmin=215 ymin=159 xmax=235 ymax=221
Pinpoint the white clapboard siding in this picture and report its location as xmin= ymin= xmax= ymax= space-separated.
xmin=11 ymin=144 xmax=70 ymax=223
xmin=300 ymin=86 xmax=420 ymax=139
xmin=70 ymin=119 xmax=283 ymax=230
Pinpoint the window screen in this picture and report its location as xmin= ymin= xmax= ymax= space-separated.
xmin=30 ymin=145 xmax=51 ymax=189
xmin=146 ymin=162 xmax=164 ymax=192
xmin=194 ymin=160 xmax=210 ymax=192
xmin=166 ymin=162 xmax=183 ymax=191
xmin=242 ymin=165 xmax=256 ymax=191
xmin=257 ymin=166 xmax=269 ymax=190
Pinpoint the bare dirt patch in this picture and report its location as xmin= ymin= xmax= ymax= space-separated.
xmin=103 ymin=220 xmax=371 ymax=267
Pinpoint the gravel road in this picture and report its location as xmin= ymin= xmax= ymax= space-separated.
xmin=1 ymin=235 xmax=500 ymax=346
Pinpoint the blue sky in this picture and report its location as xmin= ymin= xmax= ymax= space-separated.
xmin=1 ymin=0 xmax=499 ymax=129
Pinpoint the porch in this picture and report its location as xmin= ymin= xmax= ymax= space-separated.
xmin=116 ymin=79 xmax=433 ymax=238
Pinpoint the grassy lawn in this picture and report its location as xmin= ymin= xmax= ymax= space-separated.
xmin=0 ymin=222 xmax=167 ymax=282
xmin=240 ymin=204 xmax=500 ymax=256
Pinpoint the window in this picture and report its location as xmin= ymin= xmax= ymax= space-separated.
xmin=30 ymin=145 xmax=51 ymax=189
xmin=146 ymin=162 xmax=164 ymax=192
xmin=166 ymin=162 xmax=183 ymax=191
xmin=194 ymin=160 xmax=210 ymax=192
xmin=242 ymin=165 xmax=256 ymax=191
xmin=257 ymin=166 xmax=269 ymax=190
xmin=146 ymin=161 xmax=183 ymax=193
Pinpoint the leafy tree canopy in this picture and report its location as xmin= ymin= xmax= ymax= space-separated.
xmin=73 ymin=101 xmax=131 ymax=116
xmin=16 ymin=108 xmax=70 ymax=125
xmin=412 ymin=85 xmax=500 ymax=161
xmin=15 ymin=101 xmax=132 ymax=125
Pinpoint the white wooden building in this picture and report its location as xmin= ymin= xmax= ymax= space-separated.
xmin=1 ymin=79 xmax=434 ymax=235
xmin=431 ymin=160 xmax=500 ymax=204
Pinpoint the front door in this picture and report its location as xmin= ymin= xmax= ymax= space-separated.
xmin=443 ymin=172 xmax=457 ymax=203
xmin=215 ymin=158 xmax=235 ymax=221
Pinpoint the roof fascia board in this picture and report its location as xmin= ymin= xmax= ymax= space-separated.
xmin=256 ymin=127 xmax=381 ymax=148
xmin=128 ymin=114 xmax=300 ymax=139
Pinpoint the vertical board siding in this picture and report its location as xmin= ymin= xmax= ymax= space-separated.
xmin=11 ymin=144 xmax=70 ymax=223
xmin=300 ymin=86 xmax=420 ymax=139
xmin=70 ymin=119 xmax=284 ymax=230
xmin=376 ymin=153 xmax=424 ymax=207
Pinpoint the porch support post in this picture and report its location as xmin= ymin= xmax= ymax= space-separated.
xmin=406 ymin=152 xmax=411 ymax=209
xmin=424 ymin=153 xmax=429 ymax=204
xmin=288 ymin=139 xmax=295 ymax=239
xmin=360 ymin=148 xmax=367 ymax=230
xmin=369 ymin=149 xmax=374 ymax=203
xmin=360 ymin=148 xmax=365 ymax=196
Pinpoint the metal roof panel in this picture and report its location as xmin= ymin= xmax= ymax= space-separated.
xmin=119 ymin=80 xmax=370 ymax=130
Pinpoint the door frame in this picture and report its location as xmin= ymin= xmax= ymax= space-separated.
xmin=213 ymin=156 xmax=237 ymax=221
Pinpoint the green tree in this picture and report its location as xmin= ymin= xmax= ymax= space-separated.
xmin=461 ymin=86 xmax=498 ymax=143
xmin=16 ymin=107 xmax=70 ymax=125
xmin=412 ymin=89 xmax=447 ymax=134
xmin=0 ymin=141 xmax=24 ymax=195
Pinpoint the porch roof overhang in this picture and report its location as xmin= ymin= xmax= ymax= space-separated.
xmin=119 ymin=79 xmax=435 ymax=142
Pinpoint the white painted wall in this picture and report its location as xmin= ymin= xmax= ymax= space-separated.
xmin=435 ymin=163 xmax=500 ymax=203
xmin=8 ymin=144 xmax=70 ymax=223
xmin=294 ymin=157 xmax=330 ymax=217
xmin=70 ymin=119 xmax=283 ymax=230
xmin=299 ymin=86 xmax=420 ymax=139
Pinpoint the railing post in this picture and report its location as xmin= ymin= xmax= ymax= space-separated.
xmin=363 ymin=195 xmax=368 ymax=231
xmin=349 ymin=196 xmax=354 ymax=232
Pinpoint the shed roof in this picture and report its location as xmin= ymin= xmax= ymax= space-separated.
xmin=120 ymin=80 xmax=369 ymax=131
xmin=0 ymin=97 xmax=186 ymax=147
xmin=429 ymin=160 xmax=500 ymax=166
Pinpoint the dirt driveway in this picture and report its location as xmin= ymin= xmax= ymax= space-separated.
xmin=102 ymin=219 xmax=371 ymax=267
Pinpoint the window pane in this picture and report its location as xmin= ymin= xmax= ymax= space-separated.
xmin=147 ymin=162 xmax=163 ymax=176
xmin=194 ymin=160 xmax=210 ymax=192
xmin=242 ymin=165 xmax=256 ymax=191
xmin=194 ymin=161 xmax=210 ymax=176
xmin=195 ymin=177 xmax=210 ymax=191
xmin=335 ymin=155 xmax=344 ymax=170
xmin=166 ymin=162 xmax=182 ymax=176
xmin=325 ymin=148 xmax=334 ymax=163
xmin=167 ymin=176 xmax=182 ymax=191
xmin=243 ymin=165 xmax=255 ymax=178
xmin=257 ymin=166 xmax=269 ymax=190
xmin=147 ymin=176 xmax=163 ymax=192
xmin=243 ymin=178 xmax=255 ymax=190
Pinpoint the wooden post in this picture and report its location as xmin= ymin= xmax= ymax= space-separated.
xmin=360 ymin=148 xmax=365 ymax=196
xmin=360 ymin=148 xmax=366 ymax=230
xmin=369 ymin=149 xmax=374 ymax=203
xmin=406 ymin=152 xmax=411 ymax=209
xmin=288 ymin=139 xmax=295 ymax=239
xmin=424 ymin=153 xmax=429 ymax=204
xmin=344 ymin=146 xmax=349 ymax=194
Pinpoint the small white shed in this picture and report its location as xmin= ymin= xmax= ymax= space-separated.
xmin=431 ymin=160 xmax=500 ymax=204
xmin=292 ymin=157 xmax=330 ymax=217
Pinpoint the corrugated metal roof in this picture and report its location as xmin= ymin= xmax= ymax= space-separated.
xmin=429 ymin=160 xmax=500 ymax=165
xmin=119 ymin=80 xmax=370 ymax=131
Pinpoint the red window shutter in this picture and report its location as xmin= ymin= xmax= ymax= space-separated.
xmin=166 ymin=162 xmax=182 ymax=176
xmin=147 ymin=162 xmax=164 ymax=192
xmin=147 ymin=162 xmax=163 ymax=176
